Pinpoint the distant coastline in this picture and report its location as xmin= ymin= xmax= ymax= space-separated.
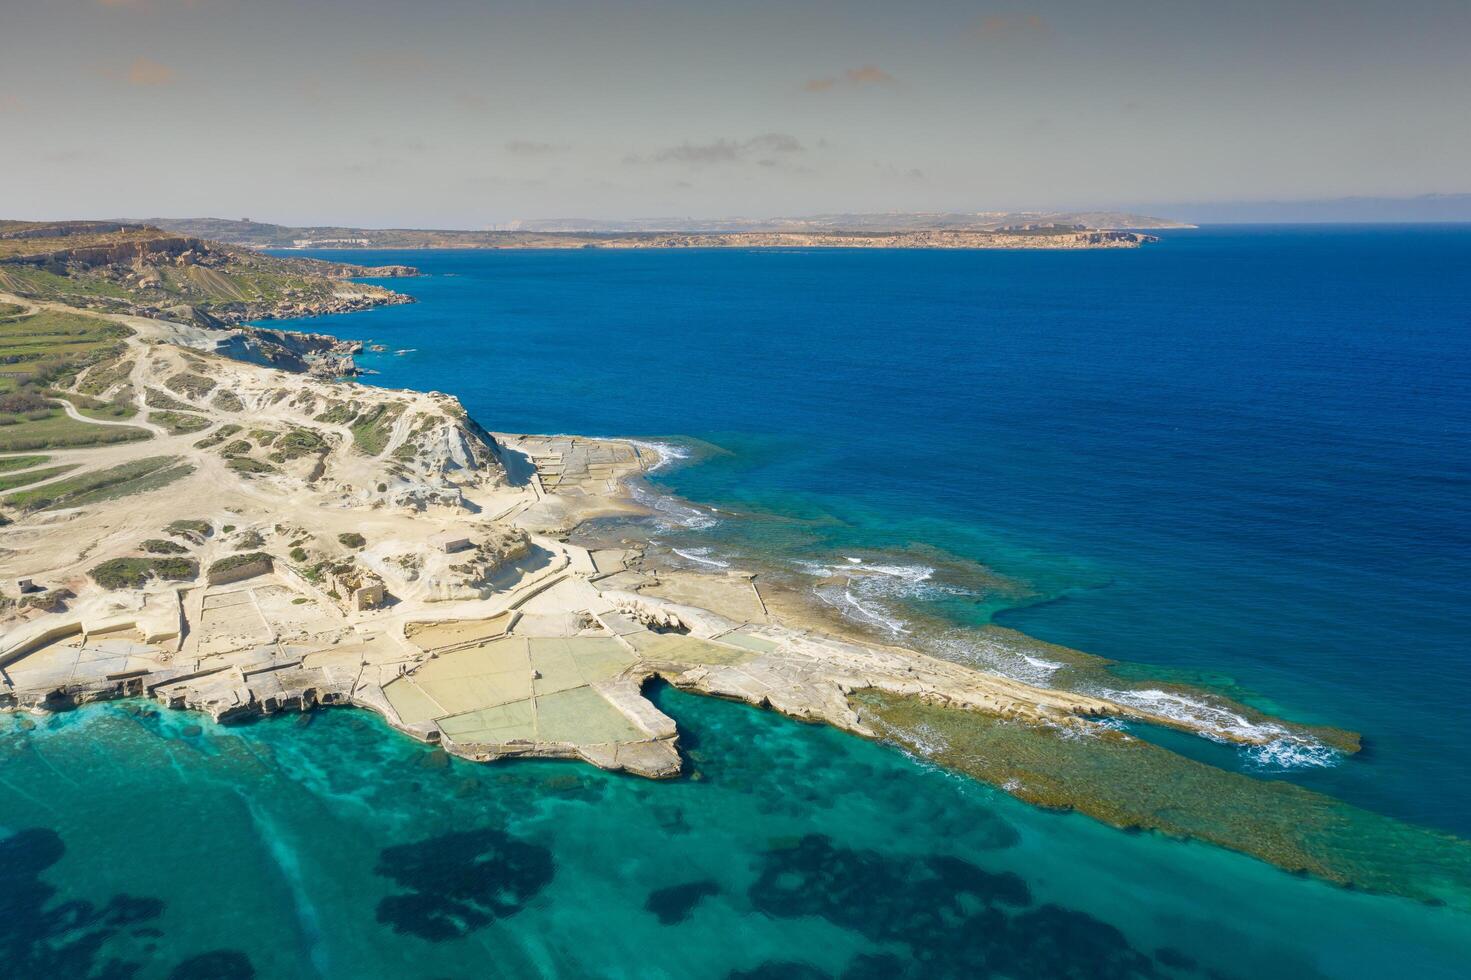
xmin=133 ymin=214 xmax=1185 ymax=251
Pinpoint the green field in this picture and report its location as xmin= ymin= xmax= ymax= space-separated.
xmin=0 ymin=308 xmax=130 ymax=394
xmin=0 ymin=306 xmax=150 ymax=450
xmin=0 ymin=409 xmax=150 ymax=451
xmin=56 ymin=392 xmax=137 ymax=420
xmin=4 ymin=456 xmax=194 ymax=511
xmin=0 ymin=463 xmax=80 ymax=492
xmin=0 ymin=454 xmax=48 ymax=472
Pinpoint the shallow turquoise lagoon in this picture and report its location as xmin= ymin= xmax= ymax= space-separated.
xmin=3 ymin=690 xmax=1469 ymax=979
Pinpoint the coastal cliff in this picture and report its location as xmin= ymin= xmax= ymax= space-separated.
xmin=0 ymin=220 xmax=417 ymax=325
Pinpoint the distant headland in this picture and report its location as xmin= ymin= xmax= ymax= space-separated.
xmin=127 ymin=211 xmax=1189 ymax=251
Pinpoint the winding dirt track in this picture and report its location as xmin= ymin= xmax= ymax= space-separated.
xmin=52 ymin=397 xmax=168 ymax=438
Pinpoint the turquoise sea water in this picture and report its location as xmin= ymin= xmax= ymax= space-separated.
xmin=4 ymin=691 xmax=1470 ymax=979
xmin=5 ymin=229 xmax=1468 ymax=978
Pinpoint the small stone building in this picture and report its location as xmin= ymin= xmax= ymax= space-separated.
xmin=432 ymin=531 xmax=473 ymax=554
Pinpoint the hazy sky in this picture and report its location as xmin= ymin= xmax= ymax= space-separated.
xmin=2 ymin=0 xmax=1468 ymax=226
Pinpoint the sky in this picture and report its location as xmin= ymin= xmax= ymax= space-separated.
xmin=1 ymin=0 xmax=1468 ymax=226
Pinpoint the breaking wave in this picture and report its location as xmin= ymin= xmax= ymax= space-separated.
xmin=672 ymin=546 xmax=730 ymax=569
xmin=1102 ymin=687 xmax=1339 ymax=770
xmin=625 ymin=438 xmax=693 ymax=473
xmin=795 ymin=558 xmax=986 ymax=639
xmin=923 ymin=630 xmax=1068 ymax=687
xmin=628 ymin=483 xmax=719 ymax=530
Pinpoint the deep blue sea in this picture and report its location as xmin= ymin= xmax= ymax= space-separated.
xmin=5 ymin=228 xmax=1469 ymax=979
xmin=292 ymin=227 xmax=1471 ymax=832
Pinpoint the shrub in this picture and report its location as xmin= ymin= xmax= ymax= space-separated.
xmin=227 ymin=457 xmax=278 ymax=476
xmin=166 ymin=519 xmax=212 ymax=538
xmin=90 ymin=556 xmax=198 ymax=589
xmin=0 ymin=391 xmax=50 ymax=414
xmin=208 ymin=552 xmax=273 ymax=577
xmin=141 ymin=538 xmax=188 ymax=555
xmin=337 ymin=532 xmax=366 ymax=549
xmin=269 ymin=428 xmax=327 ymax=461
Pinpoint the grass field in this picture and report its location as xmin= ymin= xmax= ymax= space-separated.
xmin=4 ymin=456 xmax=193 ymax=511
xmin=0 ymin=308 xmax=130 ymax=394
xmin=0 ymin=409 xmax=150 ymax=451
xmin=0 ymin=463 xmax=80 ymax=492
xmin=0 ymin=454 xmax=48 ymax=472
xmin=0 ymin=265 xmax=133 ymax=308
xmin=0 ymin=306 xmax=143 ymax=449
xmin=49 ymin=389 xmax=138 ymax=420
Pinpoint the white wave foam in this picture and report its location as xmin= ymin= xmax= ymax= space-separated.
xmin=1244 ymin=738 xmax=1339 ymax=770
xmin=1103 ymin=687 xmax=1339 ymax=770
xmin=811 ymin=581 xmax=910 ymax=636
xmin=672 ymin=547 xmax=730 ymax=569
xmin=624 ymin=438 xmax=692 ymax=473
xmin=926 ymin=631 xmax=1067 ymax=687
xmin=843 ymin=587 xmax=910 ymax=634
xmin=628 ymin=483 xmax=719 ymax=530
xmin=864 ymin=563 xmax=935 ymax=582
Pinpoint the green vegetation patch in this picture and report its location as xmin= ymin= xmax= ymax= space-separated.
xmin=193 ymin=423 xmax=243 ymax=450
xmin=0 ymin=409 xmax=150 ymax=452
xmin=0 ymin=454 xmax=48 ymax=472
xmin=0 ymin=464 xmax=80 ymax=492
xmin=314 ymin=401 xmax=357 ymax=425
xmin=0 ymin=308 xmax=130 ymax=394
xmin=76 ymin=356 xmax=134 ymax=396
xmin=349 ymin=403 xmax=404 ymax=456
xmin=163 ymin=372 xmax=216 ymax=399
xmin=0 ymin=264 xmax=133 ymax=308
xmin=89 ymin=556 xmax=198 ymax=589
xmin=166 ymin=518 xmax=212 ymax=538
xmin=227 ymin=456 xmax=278 ymax=476
xmin=211 ymin=389 xmax=244 ymax=412
xmin=6 ymin=456 xmax=193 ymax=512
xmin=208 ymin=552 xmax=273 ymax=577
xmin=220 ymin=440 xmax=253 ymax=456
xmin=269 ymin=428 xmax=328 ymax=461
xmin=151 ymin=411 xmax=210 ymax=435
xmin=141 ymin=538 xmax=189 ymax=555
xmin=249 ymin=428 xmax=279 ymax=446
xmin=53 ymin=391 xmax=137 ymax=420
xmin=337 ymin=532 xmax=366 ymax=549
xmin=144 ymin=387 xmax=196 ymax=411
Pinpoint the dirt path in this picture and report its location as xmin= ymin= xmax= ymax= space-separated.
xmin=51 ymin=396 xmax=169 ymax=438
